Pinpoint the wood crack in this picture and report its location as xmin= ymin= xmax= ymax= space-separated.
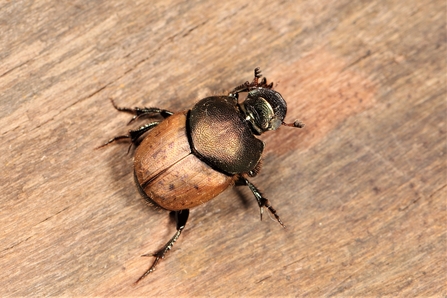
xmin=1 ymin=206 xmax=69 ymax=255
xmin=343 ymin=50 xmax=372 ymax=72
xmin=0 ymin=59 xmax=32 ymax=78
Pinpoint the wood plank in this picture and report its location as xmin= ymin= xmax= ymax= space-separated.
xmin=0 ymin=0 xmax=445 ymax=296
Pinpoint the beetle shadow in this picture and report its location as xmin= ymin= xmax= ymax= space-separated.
xmin=99 ymin=145 xmax=170 ymax=219
xmin=232 ymin=185 xmax=253 ymax=209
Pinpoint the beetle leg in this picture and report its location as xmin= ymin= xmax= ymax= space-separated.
xmin=229 ymin=67 xmax=274 ymax=98
xmin=135 ymin=209 xmax=190 ymax=284
xmin=237 ymin=177 xmax=285 ymax=228
xmin=96 ymin=122 xmax=160 ymax=149
xmin=109 ymin=98 xmax=174 ymax=124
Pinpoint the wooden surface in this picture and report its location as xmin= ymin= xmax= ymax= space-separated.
xmin=0 ymin=0 xmax=445 ymax=296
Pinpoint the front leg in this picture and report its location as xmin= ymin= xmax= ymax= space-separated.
xmin=229 ymin=67 xmax=274 ymax=99
xmin=236 ymin=176 xmax=285 ymax=228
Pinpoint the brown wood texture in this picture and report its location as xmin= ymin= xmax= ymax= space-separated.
xmin=0 ymin=0 xmax=445 ymax=296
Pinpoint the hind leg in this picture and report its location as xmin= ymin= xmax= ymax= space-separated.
xmin=135 ymin=209 xmax=190 ymax=284
xmin=109 ymin=98 xmax=174 ymax=124
xmin=97 ymin=99 xmax=175 ymax=149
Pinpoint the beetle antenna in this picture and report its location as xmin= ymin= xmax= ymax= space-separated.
xmin=282 ymin=120 xmax=305 ymax=128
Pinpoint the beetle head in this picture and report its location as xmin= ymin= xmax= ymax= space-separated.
xmin=241 ymin=88 xmax=287 ymax=135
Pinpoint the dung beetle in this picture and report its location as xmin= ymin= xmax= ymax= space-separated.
xmin=98 ymin=68 xmax=304 ymax=283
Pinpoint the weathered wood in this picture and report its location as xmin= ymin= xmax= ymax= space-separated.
xmin=0 ymin=0 xmax=445 ymax=296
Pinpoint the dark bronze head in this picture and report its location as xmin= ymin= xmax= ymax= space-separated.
xmin=229 ymin=68 xmax=302 ymax=135
xmin=240 ymin=88 xmax=287 ymax=135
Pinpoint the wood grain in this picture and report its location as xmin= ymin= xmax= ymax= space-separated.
xmin=0 ymin=0 xmax=445 ymax=296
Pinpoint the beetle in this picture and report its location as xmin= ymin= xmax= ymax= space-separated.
xmin=98 ymin=68 xmax=304 ymax=283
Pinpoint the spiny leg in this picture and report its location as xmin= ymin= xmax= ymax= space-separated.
xmin=110 ymin=98 xmax=174 ymax=124
xmin=135 ymin=209 xmax=190 ymax=284
xmin=96 ymin=122 xmax=160 ymax=150
xmin=237 ymin=176 xmax=285 ymax=228
xmin=229 ymin=67 xmax=274 ymax=98
xmin=97 ymin=99 xmax=175 ymax=149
